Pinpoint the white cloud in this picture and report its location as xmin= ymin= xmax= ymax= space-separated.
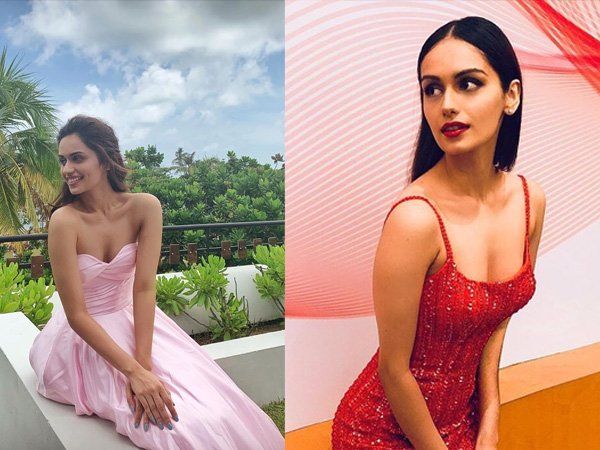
xmin=58 ymin=64 xmax=188 ymax=146
xmin=6 ymin=0 xmax=283 ymax=162
xmin=126 ymin=64 xmax=186 ymax=110
xmin=218 ymin=58 xmax=274 ymax=106
xmin=6 ymin=0 xmax=283 ymax=66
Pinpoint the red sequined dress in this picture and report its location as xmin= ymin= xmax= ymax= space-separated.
xmin=331 ymin=174 xmax=536 ymax=449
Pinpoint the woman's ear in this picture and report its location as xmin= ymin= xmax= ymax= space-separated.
xmin=504 ymin=79 xmax=521 ymax=115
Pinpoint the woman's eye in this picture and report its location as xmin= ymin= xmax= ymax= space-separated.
xmin=423 ymin=84 xmax=441 ymax=97
xmin=459 ymin=78 xmax=481 ymax=91
xmin=422 ymin=78 xmax=481 ymax=97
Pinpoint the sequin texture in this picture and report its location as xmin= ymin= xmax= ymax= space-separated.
xmin=331 ymin=174 xmax=536 ymax=449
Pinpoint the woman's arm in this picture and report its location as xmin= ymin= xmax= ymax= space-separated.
xmin=475 ymin=180 xmax=547 ymax=448
xmin=474 ymin=317 xmax=508 ymax=447
xmin=131 ymin=194 xmax=163 ymax=370
xmin=374 ymin=200 xmax=449 ymax=450
xmin=48 ymin=207 xmax=145 ymax=377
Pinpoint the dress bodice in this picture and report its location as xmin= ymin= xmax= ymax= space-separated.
xmin=76 ymin=242 xmax=137 ymax=316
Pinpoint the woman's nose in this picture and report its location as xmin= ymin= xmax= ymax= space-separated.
xmin=441 ymin=91 xmax=459 ymax=117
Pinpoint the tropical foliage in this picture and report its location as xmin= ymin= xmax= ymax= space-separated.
xmin=124 ymin=145 xmax=284 ymax=272
xmin=0 ymin=48 xmax=61 ymax=235
xmin=182 ymin=255 xmax=249 ymax=342
xmin=155 ymin=275 xmax=188 ymax=316
xmin=125 ymin=146 xmax=284 ymax=225
xmin=253 ymin=244 xmax=285 ymax=314
xmin=0 ymin=261 xmax=54 ymax=328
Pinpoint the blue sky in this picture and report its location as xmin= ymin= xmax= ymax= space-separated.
xmin=1 ymin=0 xmax=284 ymax=165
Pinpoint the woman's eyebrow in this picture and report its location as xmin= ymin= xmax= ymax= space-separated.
xmin=58 ymin=151 xmax=84 ymax=158
xmin=420 ymin=68 xmax=487 ymax=82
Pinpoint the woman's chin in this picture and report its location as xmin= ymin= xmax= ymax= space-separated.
xmin=67 ymin=183 xmax=84 ymax=193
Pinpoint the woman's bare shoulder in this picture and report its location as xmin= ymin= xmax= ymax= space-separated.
xmin=520 ymin=175 xmax=546 ymax=234
xmin=49 ymin=204 xmax=80 ymax=229
xmin=385 ymin=177 xmax=436 ymax=219
xmin=131 ymin=192 xmax=161 ymax=206
xmin=130 ymin=192 xmax=162 ymax=222
xmin=383 ymin=182 xmax=441 ymax=246
xmin=524 ymin=176 xmax=546 ymax=208
xmin=47 ymin=206 xmax=80 ymax=249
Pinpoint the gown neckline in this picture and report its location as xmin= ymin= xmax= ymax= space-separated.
xmin=77 ymin=241 xmax=138 ymax=265
xmin=387 ymin=173 xmax=534 ymax=287
xmin=425 ymin=246 xmax=533 ymax=287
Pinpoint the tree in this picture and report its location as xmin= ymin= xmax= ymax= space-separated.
xmin=172 ymin=147 xmax=196 ymax=176
xmin=124 ymin=144 xmax=164 ymax=169
xmin=172 ymin=147 xmax=185 ymax=170
xmin=271 ymin=152 xmax=284 ymax=169
xmin=181 ymin=151 xmax=196 ymax=176
xmin=0 ymin=47 xmax=60 ymax=235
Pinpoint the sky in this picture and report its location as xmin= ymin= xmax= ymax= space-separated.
xmin=1 ymin=0 xmax=284 ymax=166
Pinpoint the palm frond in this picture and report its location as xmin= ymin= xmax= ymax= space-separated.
xmin=0 ymin=46 xmax=59 ymax=235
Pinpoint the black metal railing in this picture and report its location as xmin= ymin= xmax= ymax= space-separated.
xmin=0 ymin=220 xmax=285 ymax=279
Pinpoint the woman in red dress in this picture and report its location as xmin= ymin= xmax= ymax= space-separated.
xmin=332 ymin=16 xmax=547 ymax=450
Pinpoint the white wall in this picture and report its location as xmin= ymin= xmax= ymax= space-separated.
xmin=46 ymin=264 xmax=284 ymax=335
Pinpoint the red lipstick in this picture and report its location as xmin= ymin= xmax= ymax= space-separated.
xmin=441 ymin=121 xmax=469 ymax=138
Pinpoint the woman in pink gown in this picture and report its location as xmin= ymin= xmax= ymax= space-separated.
xmin=29 ymin=115 xmax=284 ymax=450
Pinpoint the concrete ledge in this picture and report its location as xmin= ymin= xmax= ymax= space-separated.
xmin=204 ymin=330 xmax=284 ymax=406
xmin=285 ymin=343 xmax=600 ymax=449
xmin=0 ymin=313 xmax=136 ymax=449
xmin=0 ymin=312 xmax=284 ymax=449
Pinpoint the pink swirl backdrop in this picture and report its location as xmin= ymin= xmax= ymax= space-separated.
xmin=286 ymin=0 xmax=600 ymax=319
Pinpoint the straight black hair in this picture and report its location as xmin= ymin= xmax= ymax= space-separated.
xmin=411 ymin=16 xmax=523 ymax=182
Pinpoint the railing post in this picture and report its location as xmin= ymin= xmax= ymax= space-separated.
xmin=31 ymin=253 xmax=45 ymax=280
xmin=5 ymin=251 xmax=18 ymax=267
xmin=238 ymin=240 xmax=247 ymax=259
xmin=221 ymin=240 xmax=232 ymax=259
xmin=187 ymin=243 xmax=198 ymax=265
xmin=169 ymin=243 xmax=180 ymax=265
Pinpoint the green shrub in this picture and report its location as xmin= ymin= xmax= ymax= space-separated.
xmin=0 ymin=262 xmax=55 ymax=328
xmin=18 ymin=278 xmax=55 ymax=327
xmin=253 ymin=245 xmax=284 ymax=314
xmin=207 ymin=286 xmax=249 ymax=342
xmin=182 ymin=255 xmax=228 ymax=309
xmin=183 ymin=255 xmax=249 ymax=342
xmin=156 ymin=275 xmax=188 ymax=316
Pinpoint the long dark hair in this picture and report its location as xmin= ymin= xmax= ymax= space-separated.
xmin=411 ymin=16 xmax=523 ymax=182
xmin=50 ymin=115 xmax=130 ymax=215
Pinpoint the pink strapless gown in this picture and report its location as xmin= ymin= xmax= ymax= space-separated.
xmin=29 ymin=242 xmax=283 ymax=450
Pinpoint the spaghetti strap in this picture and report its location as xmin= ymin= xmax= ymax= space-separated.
xmin=383 ymin=195 xmax=454 ymax=261
xmin=517 ymin=174 xmax=531 ymax=255
xmin=517 ymin=174 xmax=530 ymax=236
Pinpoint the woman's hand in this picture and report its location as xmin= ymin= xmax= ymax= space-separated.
xmin=125 ymin=367 xmax=178 ymax=430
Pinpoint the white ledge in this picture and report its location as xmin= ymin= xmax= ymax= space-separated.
xmin=0 ymin=312 xmax=283 ymax=449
